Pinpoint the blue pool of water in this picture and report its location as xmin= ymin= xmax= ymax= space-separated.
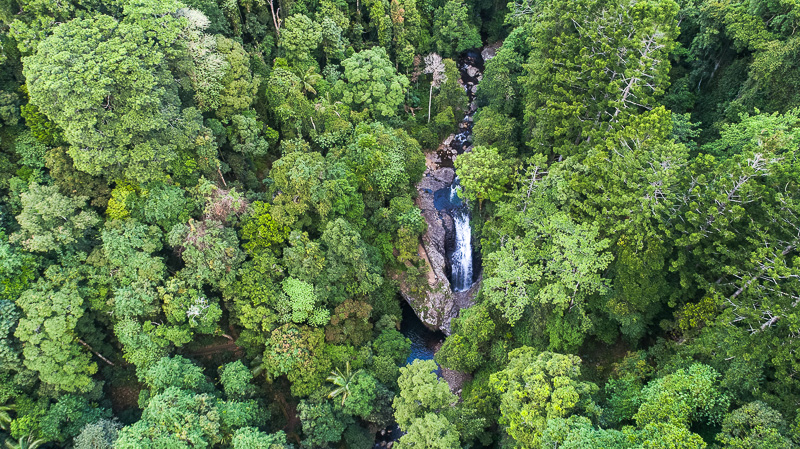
xmin=400 ymin=300 xmax=444 ymax=371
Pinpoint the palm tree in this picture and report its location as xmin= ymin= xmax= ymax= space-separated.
xmin=4 ymin=435 xmax=46 ymax=449
xmin=326 ymin=361 xmax=363 ymax=406
xmin=0 ymin=403 xmax=14 ymax=431
xmin=295 ymin=66 xmax=323 ymax=96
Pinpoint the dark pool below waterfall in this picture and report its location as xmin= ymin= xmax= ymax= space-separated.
xmin=372 ymin=302 xmax=445 ymax=448
xmin=400 ymin=300 xmax=445 ymax=368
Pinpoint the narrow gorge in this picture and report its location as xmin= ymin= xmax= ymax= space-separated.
xmin=398 ymin=46 xmax=492 ymax=336
xmin=374 ymin=47 xmax=493 ymax=449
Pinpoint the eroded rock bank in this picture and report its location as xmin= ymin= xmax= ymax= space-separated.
xmin=397 ymin=159 xmax=456 ymax=333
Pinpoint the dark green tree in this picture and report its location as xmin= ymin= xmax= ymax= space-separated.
xmin=432 ymin=0 xmax=481 ymax=58
xmin=23 ymin=7 xmax=217 ymax=181
xmin=334 ymin=47 xmax=410 ymax=119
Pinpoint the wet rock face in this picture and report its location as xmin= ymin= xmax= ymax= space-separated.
xmin=398 ymin=165 xmax=456 ymax=333
xmin=398 ymin=149 xmax=476 ymax=335
xmin=481 ymin=41 xmax=502 ymax=63
xmin=441 ymin=211 xmax=455 ymax=268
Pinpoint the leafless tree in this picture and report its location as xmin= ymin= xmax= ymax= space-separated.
xmin=423 ymin=53 xmax=446 ymax=123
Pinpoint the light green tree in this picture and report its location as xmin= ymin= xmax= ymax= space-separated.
xmin=332 ymin=122 xmax=425 ymax=200
xmin=14 ymin=282 xmax=97 ymax=393
xmin=634 ymin=364 xmax=729 ymax=428
xmin=101 ymin=219 xmax=165 ymax=319
xmin=278 ymin=277 xmax=329 ymax=326
xmin=113 ymin=319 xmax=169 ymax=378
xmin=11 ymin=183 xmax=100 ymax=253
xmin=390 ymin=0 xmax=422 ymax=70
xmin=133 ymin=182 xmax=195 ymax=231
xmin=116 ymin=355 xmax=263 ymax=448
xmin=142 ymin=355 xmax=213 ymax=394
xmin=207 ymin=36 xmax=259 ymax=120
xmin=114 ymin=387 xmax=223 ymax=449
xmin=435 ymin=303 xmax=495 ymax=373
xmin=39 ymin=396 xmax=110 ymax=445
xmin=218 ymin=361 xmax=256 ymax=402
xmin=265 ymin=64 xmax=315 ymax=138
xmin=489 ymin=349 xmax=599 ymax=448
xmin=280 ymin=14 xmax=322 ymax=66
xmin=393 ymin=360 xmax=457 ymax=433
xmin=231 ymin=427 xmax=292 ymax=449
xmin=395 ymin=412 xmax=460 ymax=449
xmin=262 ymin=324 xmax=329 ymax=397
xmin=483 ymin=211 xmax=612 ymax=351
xmin=268 ymin=151 xmax=354 ymax=227
xmin=455 ymin=146 xmax=513 ymax=206
xmin=181 ymin=10 xmax=259 ymax=119
xmin=472 ymin=107 xmax=520 ymax=158
xmin=158 ymin=275 xmax=223 ymax=336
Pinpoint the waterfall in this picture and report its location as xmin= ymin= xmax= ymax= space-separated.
xmin=450 ymin=177 xmax=473 ymax=292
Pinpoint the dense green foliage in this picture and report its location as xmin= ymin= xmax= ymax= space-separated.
xmin=2 ymin=0 xmax=800 ymax=447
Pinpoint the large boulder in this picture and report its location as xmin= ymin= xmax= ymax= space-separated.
xmin=397 ymin=166 xmax=456 ymax=333
xmin=481 ymin=41 xmax=502 ymax=63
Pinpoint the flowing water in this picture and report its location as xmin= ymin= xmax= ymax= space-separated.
xmin=445 ymin=48 xmax=484 ymax=293
xmin=450 ymin=177 xmax=473 ymax=292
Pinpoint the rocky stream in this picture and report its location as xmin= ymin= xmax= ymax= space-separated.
xmin=375 ymin=45 xmax=498 ymax=448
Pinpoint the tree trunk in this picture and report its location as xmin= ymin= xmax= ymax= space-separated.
xmin=78 ymin=339 xmax=115 ymax=366
xmin=428 ymin=84 xmax=433 ymax=123
xmin=268 ymin=0 xmax=280 ymax=37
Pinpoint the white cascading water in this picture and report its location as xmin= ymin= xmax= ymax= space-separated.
xmin=450 ymin=177 xmax=473 ymax=292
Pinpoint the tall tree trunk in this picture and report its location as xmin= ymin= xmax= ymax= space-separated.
xmin=268 ymin=0 xmax=281 ymax=37
xmin=428 ymin=84 xmax=433 ymax=123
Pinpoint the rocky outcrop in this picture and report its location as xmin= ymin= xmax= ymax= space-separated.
xmin=465 ymin=65 xmax=481 ymax=79
xmin=398 ymin=145 xmax=483 ymax=334
xmin=398 ymin=158 xmax=456 ymax=333
xmin=481 ymin=41 xmax=502 ymax=63
xmin=452 ymin=272 xmax=481 ymax=323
